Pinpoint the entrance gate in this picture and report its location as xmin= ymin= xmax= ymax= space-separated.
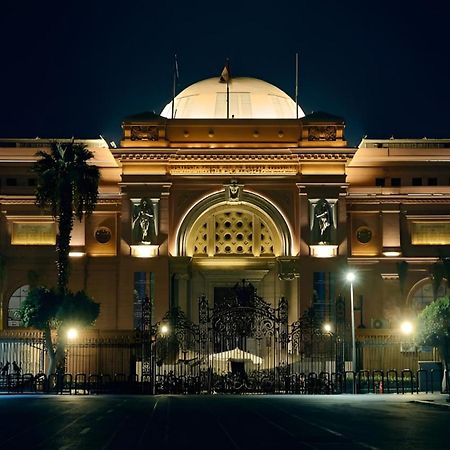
xmin=150 ymin=280 xmax=344 ymax=394
xmin=200 ymin=280 xmax=288 ymax=393
xmin=150 ymin=281 xmax=288 ymax=393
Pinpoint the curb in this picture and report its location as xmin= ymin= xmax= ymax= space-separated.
xmin=411 ymin=399 xmax=450 ymax=409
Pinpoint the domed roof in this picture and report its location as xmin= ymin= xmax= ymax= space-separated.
xmin=161 ymin=77 xmax=305 ymax=119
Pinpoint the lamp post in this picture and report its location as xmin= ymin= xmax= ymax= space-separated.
xmin=323 ymin=322 xmax=335 ymax=374
xmin=346 ymin=271 xmax=357 ymax=392
xmin=152 ymin=323 xmax=170 ymax=394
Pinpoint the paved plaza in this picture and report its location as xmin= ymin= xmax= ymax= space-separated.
xmin=0 ymin=393 xmax=448 ymax=449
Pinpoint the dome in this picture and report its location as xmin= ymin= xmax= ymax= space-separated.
xmin=161 ymin=77 xmax=305 ymax=119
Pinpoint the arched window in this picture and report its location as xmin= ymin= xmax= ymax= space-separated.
xmin=408 ymin=278 xmax=449 ymax=312
xmin=176 ymin=191 xmax=292 ymax=257
xmin=8 ymin=285 xmax=29 ymax=327
xmin=186 ymin=205 xmax=282 ymax=257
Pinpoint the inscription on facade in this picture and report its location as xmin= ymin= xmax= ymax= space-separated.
xmin=411 ymin=222 xmax=450 ymax=245
xmin=12 ymin=222 xmax=56 ymax=245
xmin=170 ymin=165 xmax=298 ymax=175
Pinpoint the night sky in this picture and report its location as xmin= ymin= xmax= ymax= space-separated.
xmin=1 ymin=0 xmax=449 ymax=146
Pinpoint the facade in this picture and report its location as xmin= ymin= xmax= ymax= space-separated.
xmin=0 ymin=76 xmax=449 ymax=377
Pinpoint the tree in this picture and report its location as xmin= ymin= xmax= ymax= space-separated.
xmin=416 ymin=296 xmax=450 ymax=392
xmin=27 ymin=141 xmax=100 ymax=374
xmin=18 ymin=287 xmax=99 ymax=375
xmin=33 ymin=141 xmax=100 ymax=294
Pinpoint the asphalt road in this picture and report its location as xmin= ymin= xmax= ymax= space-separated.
xmin=0 ymin=394 xmax=448 ymax=450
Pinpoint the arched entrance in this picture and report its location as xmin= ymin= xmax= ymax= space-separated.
xmin=173 ymin=189 xmax=295 ymax=319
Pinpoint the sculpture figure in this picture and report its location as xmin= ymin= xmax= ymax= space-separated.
xmin=132 ymin=198 xmax=157 ymax=244
xmin=313 ymin=199 xmax=333 ymax=244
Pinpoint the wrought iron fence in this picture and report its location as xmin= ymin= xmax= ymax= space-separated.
xmin=0 ymin=284 xmax=444 ymax=395
xmin=0 ymin=368 xmax=445 ymax=396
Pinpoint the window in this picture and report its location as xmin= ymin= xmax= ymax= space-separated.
xmin=312 ymin=272 xmax=336 ymax=322
xmin=412 ymin=177 xmax=422 ymax=186
xmin=6 ymin=178 xmax=17 ymax=186
xmin=427 ymin=177 xmax=438 ymax=186
xmin=190 ymin=208 xmax=276 ymax=256
xmin=8 ymin=285 xmax=29 ymax=327
xmin=410 ymin=280 xmax=449 ymax=312
xmin=391 ymin=178 xmax=401 ymax=187
xmin=375 ymin=178 xmax=385 ymax=187
xmin=28 ymin=178 xmax=37 ymax=187
xmin=133 ymin=272 xmax=154 ymax=330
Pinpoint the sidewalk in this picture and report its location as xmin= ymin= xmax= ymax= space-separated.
xmin=407 ymin=392 xmax=450 ymax=409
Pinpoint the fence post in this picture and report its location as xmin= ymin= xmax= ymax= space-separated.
xmin=401 ymin=369 xmax=413 ymax=394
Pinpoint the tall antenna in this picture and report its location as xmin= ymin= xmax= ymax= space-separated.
xmin=171 ymin=54 xmax=179 ymax=119
xmin=295 ymin=52 xmax=299 ymax=119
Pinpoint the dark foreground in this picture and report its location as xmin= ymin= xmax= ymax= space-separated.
xmin=0 ymin=394 xmax=448 ymax=450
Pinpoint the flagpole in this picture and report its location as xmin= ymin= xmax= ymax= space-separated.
xmin=219 ymin=60 xmax=231 ymax=119
xmin=226 ymin=78 xmax=230 ymax=119
xmin=226 ymin=58 xmax=230 ymax=119
xmin=295 ymin=52 xmax=299 ymax=119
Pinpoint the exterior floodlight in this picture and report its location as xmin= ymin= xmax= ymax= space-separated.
xmin=160 ymin=324 xmax=169 ymax=335
xmin=400 ymin=321 xmax=414 ymax=335
xmin=323 ymin=323 xmax=332 ymax=333
xmin=68 ymin=251 xmax=85 ymax=258
xmin=346 ymin=272 xmax=356 ymax=283
xmin=66 ymin=327 xmax=79 ymax=341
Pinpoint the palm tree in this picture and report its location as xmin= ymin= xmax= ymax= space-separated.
xmin=33 ymin=141 xmax=100 ymax=294
xmin=33 ymin=141 xmax=100 ymax=373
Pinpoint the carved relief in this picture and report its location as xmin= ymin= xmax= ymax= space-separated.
xmin=308 ymin=126 xmax=337 ymax=141
xmin=225 ymin=179 xmax=243 ymax=202
xmin=277 ymin=258 xmax=300 ymax=280
xmin=130 ymin=126 xmax=159 ymax=141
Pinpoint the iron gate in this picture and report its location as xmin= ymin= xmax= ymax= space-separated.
xmin=200 ymin=280 xmax=288 ymax=393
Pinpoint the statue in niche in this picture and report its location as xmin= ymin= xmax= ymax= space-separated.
xmin=132 ymin=198 xmax=157 ymax=244
xmin=313 ymin=199 xmax=334 ymax=244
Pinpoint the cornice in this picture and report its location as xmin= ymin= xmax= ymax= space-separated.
xmin=118 ymin=152 xmax=351 ymax=162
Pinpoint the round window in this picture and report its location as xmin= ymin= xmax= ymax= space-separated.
xmin=95 ymin=227 xmax=112 ymax=244
xmin=356 ymin=226 xmax=372 ymax=244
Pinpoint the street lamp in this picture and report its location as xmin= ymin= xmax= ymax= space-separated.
xmin=400 ymin=320 xmax=414 ymax=336
xmin=66 ymin=327 xmax=79 ymax=341
xmin=346 ymin=271 xmax=357 ymax=389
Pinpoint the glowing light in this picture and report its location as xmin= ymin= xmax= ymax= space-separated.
xmin=400 ymin=321 xmax=414 ymax=335
xmin=383 ymin=251 xmax=401 ymax=257
xmin=66 ymin=328 xmax=79 ymax=341
xmin=323 ymin=323 xmax=332 ymax=333
xmin=160 ymin=324 xmax=169 ymax=335
xmin=310 ymin=245 xmax=338 ymax=258
xmin=346 ymin=271 xmax=356 ymax=283
xmin=69 ymin=251 xmax=85 ymax=258
xmin=130 ymin=245 xmax=159 ymax=258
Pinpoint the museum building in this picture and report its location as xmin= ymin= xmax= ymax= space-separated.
xmin=1 ymin=74 xmax=449 ymax=375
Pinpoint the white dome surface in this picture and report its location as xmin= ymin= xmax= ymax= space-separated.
xmin=161 ymin=77 xmax=305 ymax=119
